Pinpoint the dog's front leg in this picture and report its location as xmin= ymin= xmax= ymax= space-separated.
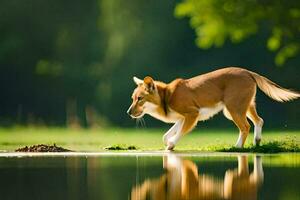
xmin=167 ymin=114 xmax=199 ymax=150
xmin=166 ymin=119 xmax=184 ymax=150
xmin=163 ymin=121 xmax=181 ymax=145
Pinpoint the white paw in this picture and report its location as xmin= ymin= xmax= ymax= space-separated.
xmin=166 ymin=141 xmax=175 ymax=151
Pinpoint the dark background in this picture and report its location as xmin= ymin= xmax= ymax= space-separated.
xmin=0 ymin=0 xmax=299 ymax=128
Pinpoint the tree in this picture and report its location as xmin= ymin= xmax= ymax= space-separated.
xmin=175 ymin=0 xmax=300 ymax=66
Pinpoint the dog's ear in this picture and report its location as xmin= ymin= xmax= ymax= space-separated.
xmin=144 ymin=76 xmax=155 ymax=92
xmin=133 ymin=76 xmax=143 ymax=85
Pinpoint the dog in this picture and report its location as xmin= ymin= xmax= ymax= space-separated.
xmin=127 ymin=67 xmax=299 ymax=150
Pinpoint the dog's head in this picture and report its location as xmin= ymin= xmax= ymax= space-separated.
xmin=127 ymin=76 xmax=160 ymax=118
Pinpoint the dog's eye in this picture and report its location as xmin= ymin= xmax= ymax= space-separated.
xmin=137 ymin=96 xmax=143 ymax=101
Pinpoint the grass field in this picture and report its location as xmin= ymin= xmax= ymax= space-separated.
xmin=0 ymin=127 xmax=299 ymax=152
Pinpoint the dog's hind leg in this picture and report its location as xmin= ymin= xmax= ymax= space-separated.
xmin=225 ymin=103 xmax=250 ymax=148
xmin=247 ymin=103 xmax=264 ymax=145
xmin=232 ymin=114 xmax=251 ymax=148
xmin=223 ymin=82 xmax=255 ymax=148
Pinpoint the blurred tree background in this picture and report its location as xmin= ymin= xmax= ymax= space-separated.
xmin=175 ymin=0 xmax=300 ymax=66
xmin=0 ymin=0 xmax=299 ymax=128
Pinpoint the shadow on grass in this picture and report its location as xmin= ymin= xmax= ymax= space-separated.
xmin=104 ymin=144 xmax=137 ymax=150
xmin=214 ymin=140 xmax=300 ymax=153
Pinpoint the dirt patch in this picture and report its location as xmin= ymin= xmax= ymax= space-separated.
xmin=15 ymin=144 xmax=72 ymax=152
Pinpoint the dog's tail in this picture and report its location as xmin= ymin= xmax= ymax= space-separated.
xmin=250 ymin=72 xmax=300 ymax=102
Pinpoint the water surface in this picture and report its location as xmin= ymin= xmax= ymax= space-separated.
xmin=0 ymin=153 xmax=299 ymax=200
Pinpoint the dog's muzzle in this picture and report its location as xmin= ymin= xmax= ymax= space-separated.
xmin=127 ymin=105 xmax=133 ymax=116
xmin=127 ymin=105 xmax=144 ymax=118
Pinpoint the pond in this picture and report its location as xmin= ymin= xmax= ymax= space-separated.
xmin=0 ymin=153 xmax=299 ymax=200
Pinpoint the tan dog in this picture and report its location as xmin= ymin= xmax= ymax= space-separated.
xmin=127 ymin=67 xmax=299 ymax=150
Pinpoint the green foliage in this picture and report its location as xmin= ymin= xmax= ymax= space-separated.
xmin=175 ymin=0 xmax=300 ymax=66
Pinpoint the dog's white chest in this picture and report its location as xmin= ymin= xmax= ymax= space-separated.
xmin=198 ymin=102 xmax=224 ymax=121
xmin=144 ymin=102 xmax=182 ymax=123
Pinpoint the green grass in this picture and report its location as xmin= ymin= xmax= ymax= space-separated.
xmin=215 ymin=139 xmax=300 ymax=153
xmin=0 ymin=127 xmax=299 ymax=152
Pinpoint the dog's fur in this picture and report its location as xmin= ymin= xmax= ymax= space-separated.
xmin=127 ymin=67 xmax=299 ymax=150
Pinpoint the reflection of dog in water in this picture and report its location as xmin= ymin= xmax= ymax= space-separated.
xmin=131 ymin=155 xmax=264 ymax=200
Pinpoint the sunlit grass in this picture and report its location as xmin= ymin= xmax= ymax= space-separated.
xmin=0 ymin=127 xmax=299 ymax=152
